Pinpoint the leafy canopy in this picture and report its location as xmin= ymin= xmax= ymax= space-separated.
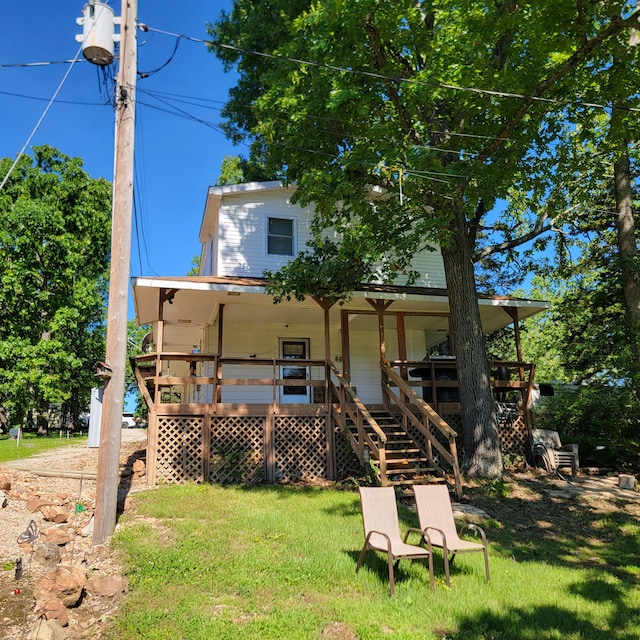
xmin=0 ymin=146 xmax=111 ymax=427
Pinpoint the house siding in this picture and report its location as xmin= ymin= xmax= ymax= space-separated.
xmin=202 ymin=318 xmax=426 ymax=405
xmin=213 ymin=191 xmax=314 ymax=278
xmin=205 ymin=185 xmax=447 ymax=288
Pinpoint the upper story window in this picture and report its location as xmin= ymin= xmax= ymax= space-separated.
xmin=267 ymin=217 xmax=294 ymax=256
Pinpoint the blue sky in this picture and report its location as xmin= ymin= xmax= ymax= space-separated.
xmin=1 ymin=1 xmax=240 ymax=291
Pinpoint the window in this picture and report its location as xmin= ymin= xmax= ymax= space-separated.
xmin=267 ymin=217 xmax=294 ymax=255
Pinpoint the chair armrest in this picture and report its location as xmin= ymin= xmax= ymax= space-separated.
xmin=560 ymin=444 xmax=578 ymax=454
xmin=403 ymin=527 xmax=432 ymax=551
xmin=460 ymin=523 xmax=488 ymax=546
xmin=365 ymin=529 xmax=393 ymax=553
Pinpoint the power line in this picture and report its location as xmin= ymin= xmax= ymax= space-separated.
xmin=0 ymin=45 xmax=84 ymax=191
xmin=0 ymin=59 xmax=89 ymax=68
xmin=143 ymin=25 xmax=640 ymax=114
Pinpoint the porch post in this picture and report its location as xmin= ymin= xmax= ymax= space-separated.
xmin=216 ymin=303 xmax=224 ymax=403
xmin=340 ymin=309 xmax=351 ymax=383
xmin=366 ymin=298 xmax=394 ymax=362
xmin=367 ymin=298 xmax=393 ymax=410
xmin=397 ymin=312 xmax=408 ymax=379
xmin=503 ymin=307 xmax=524 ymax=379
xmin=313 ymin=296 xmax=337 ymax=480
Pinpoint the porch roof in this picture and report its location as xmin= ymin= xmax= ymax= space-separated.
xmin=132 ymin=275 xmax=549 ymax=350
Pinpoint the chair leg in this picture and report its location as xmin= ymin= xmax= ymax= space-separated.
xmin=443 ymin=553 xmax=451 ymax=587
xmin=387 ymin=553 xmax=395 ymax=596
xmin=483 ymin=547 xmax=491 ymax=584
xmin=427 ymin=551 xmax=435 ymax=591
xmin=356 ymin=544 xmax=368 ymax=574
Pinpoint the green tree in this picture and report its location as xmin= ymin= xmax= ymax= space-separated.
xmin=211 ymin=1 xmax=640 ymax=477
xmin=0 ymin=146 xmax=111 ymax=429
xmin=216 ymin=154 xmax=275 ymax=185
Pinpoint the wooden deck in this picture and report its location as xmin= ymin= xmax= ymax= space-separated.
xmin=131 ymin=354 xmax=535 ymax=489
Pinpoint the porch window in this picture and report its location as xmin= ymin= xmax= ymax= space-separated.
xmin=267 ymin=217 xmax=294 ymax=256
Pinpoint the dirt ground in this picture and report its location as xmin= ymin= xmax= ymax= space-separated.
xmin=0 ymin=437 xmax=638 ymax=639
xmin=0 ymin=431 xmax=148 ymax=640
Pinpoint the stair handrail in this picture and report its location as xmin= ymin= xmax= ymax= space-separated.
xmin=381 ymin=361 xmax=462 ymax=497
xmin=328 ymin=362 xmax=388 ymax=483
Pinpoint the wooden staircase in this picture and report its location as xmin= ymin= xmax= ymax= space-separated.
xmin=329 ymin=361 xmax=462 ymax=498
xmin=345 ymin=409 xmax=445 ymax=491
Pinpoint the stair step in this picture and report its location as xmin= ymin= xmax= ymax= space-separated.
xmin=386 ymin=466 xmax=436 ymax=475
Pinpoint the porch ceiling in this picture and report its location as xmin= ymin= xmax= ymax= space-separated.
xmin=132 ymin=276 xmax=549 ymax=351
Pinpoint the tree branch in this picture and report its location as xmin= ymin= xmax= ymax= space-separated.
xmin=478 ymin=10 xmax=640 ymax=162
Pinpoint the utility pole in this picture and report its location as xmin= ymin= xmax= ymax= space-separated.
xmin=93 ymin=0 xmax=138 ymax=546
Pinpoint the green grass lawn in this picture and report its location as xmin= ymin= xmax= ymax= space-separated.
xmin=107 ymin=482 xmax=640 ymax=640
xmin=0 ymin=431 xmax=87 ymax=463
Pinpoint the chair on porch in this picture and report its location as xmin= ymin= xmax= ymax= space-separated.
xmin=413 ymin=484 xmax=490 ymax=586
xmin=356 ymin=487 xmax=434 ymax=595
xmin=531 ymin=428 xmax=579 ymax=477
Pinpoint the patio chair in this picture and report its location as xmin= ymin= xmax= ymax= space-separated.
xmin=531 ymin=428 xmax=579 ymax=477
xmin=356 ymin=486 xmax=434 ymax=595
xmin=413 ymin=484 xmax=490 ymax=586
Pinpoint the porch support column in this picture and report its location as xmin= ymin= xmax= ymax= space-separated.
xmin=397 ymin=312 xmax=408 ymax=380
xmin=216 ymin=303 xmax=225 ymax=403
xmin=148 ymin=288 xmax=176 ymax=486
xmin=367 ymin=298 xmax=394 ymax=411
xmin=340 ymin=310 xmax=351 ymax=382
xmin=366 ymin=298 xmax=394 ymax=362
xmin=503 ymin=307 xmax=523 ymax=378
xmin=312 ymin=296 xmax=337 ymax=480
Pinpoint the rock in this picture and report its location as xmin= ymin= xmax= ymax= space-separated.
xmin=0 ymin=490 xmax=7 ymax=508
xmin=34 ymin=542 xmax=62 ymax=567
xmin=40 ymin=527 xmax=72 ymax=546
xmin=40 ymin=506 xmax=70 ymax=524
xmin=81 ymin=516 xmax=94 ymax=538
xmin=34 ymin=566 xmax=86 ymax=608
xmin=618 ymin=474 xmax=636 ymax=490
xmin=26 ymin=619 xmax=68 ymax=640
xmin=0 ymin=473 xmax=11 ymax=490
xmin=85 ymin=575 xmax=127 ymax=597
xmin=39 ymin=597 xmax=69 ymax=627
xmin=132 ymin=459 xmax=146 ymax=475
xmin=27 ymin=498 xmax=56 ymax=513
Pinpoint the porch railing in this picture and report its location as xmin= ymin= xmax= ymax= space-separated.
xmin=380 ymin=361 xmax=462 ymax=498
xmin=388 ymin=358 xmax=536 ymax=409
xmin=131 ymin=353 xmax=330 ymax=413
xmin=327 ymin=362 xmax=388 ymax=483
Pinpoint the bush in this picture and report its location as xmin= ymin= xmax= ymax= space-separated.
xmin=532 ymin=382 xmax=640 ymax=471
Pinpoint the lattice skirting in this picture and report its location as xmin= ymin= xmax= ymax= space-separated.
xmin=274 ymin=416 xmax=327 ymax=481
xmin=153 ymin=413 xmax=332 ymax=485
xmin=496 ymin=403 xmax=529 ymax=455
xmin=209 ymin=415 xmax=264 ymax=484
xmin=335 ymin=426 xmax=362 ymax=480
xmin=441 ymin=404 xmax=529 ymax=459
xmin=156 ymin=416 xmax=205 ymax=484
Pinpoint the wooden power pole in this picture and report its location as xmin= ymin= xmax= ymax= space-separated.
xmin=93 ymin=0 xmax=138 ymax=546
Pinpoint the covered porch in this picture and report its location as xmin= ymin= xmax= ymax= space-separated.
xmin=131 ymin=276 xmax=548 ymax=490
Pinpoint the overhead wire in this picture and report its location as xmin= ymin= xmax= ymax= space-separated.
xmin=0 ymin=43 xmax=84 ymax=191
xmin=143 ymin=25 xmax=640 ymax=114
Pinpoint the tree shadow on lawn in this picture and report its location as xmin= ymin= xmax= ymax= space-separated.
xmin=446 ymin=598 xmax=640 ymax=640
xmin=461 ymin=472 xmax=640 ymax=583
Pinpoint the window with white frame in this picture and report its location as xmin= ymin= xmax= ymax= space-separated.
xmin=267 ymin=217 xmax=294 ymax=256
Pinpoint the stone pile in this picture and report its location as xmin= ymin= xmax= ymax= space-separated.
xmin=0 ymin=457 xmax=147 ymax=639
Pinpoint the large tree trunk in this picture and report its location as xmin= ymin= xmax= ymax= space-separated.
xmin=440 ymin=202 xmax=503 ymax=478
xmin=613 ymin=146 xmax=640 ymax=386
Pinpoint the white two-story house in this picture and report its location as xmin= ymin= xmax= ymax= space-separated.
xmin=131 ymin=181 xmax=548 ymax=493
